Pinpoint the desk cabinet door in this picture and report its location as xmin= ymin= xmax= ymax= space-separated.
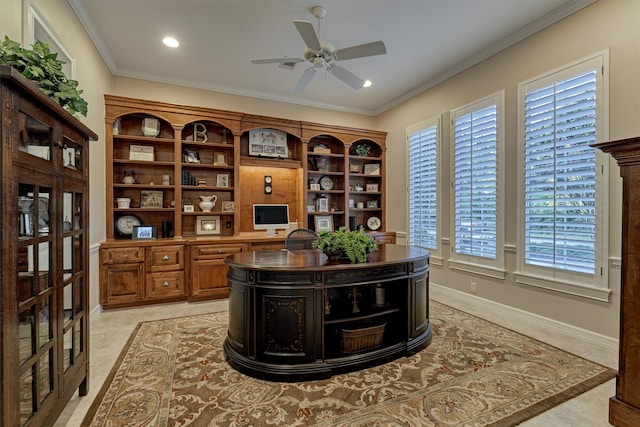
xmin=101 ymin=262 xmax=144 ymax=306
xmin=409 ymin=271 xmax=429 ymax=339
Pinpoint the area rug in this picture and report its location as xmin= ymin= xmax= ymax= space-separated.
xmin=81 ymin=301 xmax=615 ymax=426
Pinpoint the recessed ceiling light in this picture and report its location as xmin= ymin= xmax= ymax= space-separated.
xmin=363 ymin=80 xmax=372 ymax=88
xmin=162 ymin=37 xmax=179 ymax=48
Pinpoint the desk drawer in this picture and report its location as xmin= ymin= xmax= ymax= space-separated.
xmin=147 ymin=271 xmax=185 ymax=299
xmin=192 ymin=244 xmax=243 ymax=259
xmin=101 ymin=246 xmax=144 ymax=264
xmin=149 ymin=245 xmax=184 ymax=271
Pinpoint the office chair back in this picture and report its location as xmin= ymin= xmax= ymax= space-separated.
xmin=285 ymin=228 xmax=318 ymax=250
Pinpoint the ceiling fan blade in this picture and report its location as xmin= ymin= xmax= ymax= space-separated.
xmin=334 ymin=41 xmax=387 ymax=61
xmin=251 ymin=57 xmax=304 ymax=65
xmin=294 ymin=67 xmax=317 ymax=92
xmin=293 ymin=20 xmax=321 ymax=51
xmin=327 ymin=64 xmax=364 ymax=89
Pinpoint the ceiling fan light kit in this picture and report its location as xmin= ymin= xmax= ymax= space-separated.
xmin=250 ymin=5 xmax=386 ymax=92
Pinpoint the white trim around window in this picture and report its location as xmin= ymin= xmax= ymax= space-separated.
xmin=449 ymin=91 xmax=506 ymax=278
xmin=516 ymin=51 xmax=611 ymax=302
xmin=407 ymin=116 xmax=442 ymax=261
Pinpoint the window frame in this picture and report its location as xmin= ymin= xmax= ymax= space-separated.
xmin=407 ymin=116 xmax=442 ymax=262
xmin=516 ymin=51 xmax=611 ymax=301
xmin=449 ymin=91 xmax=506 ymax=279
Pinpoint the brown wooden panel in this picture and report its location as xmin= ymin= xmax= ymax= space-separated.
xmin=102 ymin=263 xmax=144 ymax=305
xmin=190 ymin=258 xmax=230 ymax=299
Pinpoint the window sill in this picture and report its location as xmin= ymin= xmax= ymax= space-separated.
xmin=449 ymin=260 xmax=506 ymax=280
xmin=514 ymin=272 xmax=612 ymax=302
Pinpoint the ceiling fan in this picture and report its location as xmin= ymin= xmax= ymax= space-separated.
xmin=250 ymin=5 xmax=387 ymax=92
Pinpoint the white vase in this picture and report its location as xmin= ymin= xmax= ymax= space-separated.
xmin=199 ymin=195 xmax=217 ymax=212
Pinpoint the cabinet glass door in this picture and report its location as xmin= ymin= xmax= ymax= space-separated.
xmin=18 ymin=114 xmax=52 ymax=162
xmin=61 ymin=185 xmax=87 ymax=376
xmin=17 ymin=182 xmax=54 ymax=426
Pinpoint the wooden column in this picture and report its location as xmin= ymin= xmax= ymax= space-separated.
xmin=593 ymin=137 xmax=640 ymax=427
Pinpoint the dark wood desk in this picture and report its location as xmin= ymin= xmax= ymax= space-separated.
xmin=223 ymin=244 xmax=432 ymax=381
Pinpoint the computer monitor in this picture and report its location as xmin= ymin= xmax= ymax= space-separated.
xmin=253 ymin=204 xmax=289 ymax=235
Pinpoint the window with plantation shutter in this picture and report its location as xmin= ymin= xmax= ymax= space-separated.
xmin=450 ymin=93 xmax=504 ymax=275
xmin=517 ymin=53 xmax=610 ymax=300
xmin=408 ymin=118 xmax=439 ymax=255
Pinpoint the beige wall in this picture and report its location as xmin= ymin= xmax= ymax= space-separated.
xmin=5 ymin=0 xmax=636 ymax=337
xmin=377 ymin=0 xmax=640 ymax=338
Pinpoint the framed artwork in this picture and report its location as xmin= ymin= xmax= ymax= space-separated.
xmin=184 ymin=149 xmax=200 ymax=163
xmin=314 ymin=215 xmax=334 ymax=232
xmin=367 ymin=200 xmax=379 ymax=208
xmin=140 ymin=190 xmax=163 ymax=208
xmin=310 ymin=183 xmax=320 ymax=191
xmin=196 ymin=215 xmax=221 ymax=235
xmin=307 ymin=205 xmax=315 ymax=212
xmin=249 ymin=128 xmax=288 ymax=158
xmin=366 ymin=183 xmax=379 ymax=192
xmin=363 ymin=163 xmax=381 ymax=175
xmin=213 ymin=152 xmax=228 ymax=166
xmin=349 ymin=164 xmax=361 ymax=173
xmin=216 ymin=173 xmax=230 ymax=187
xmin=183 ymin=205 xmax=195 ymax=213
xmin=132 ymin=225 xmax=156 ymax=240
xmin=222 ymin=201 xmax=235 ymax=212
xmin=129 ymin=144 xmax=154 ymax=161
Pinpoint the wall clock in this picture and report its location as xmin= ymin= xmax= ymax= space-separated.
xmin=367 ymin=216 xmax=381 ymax=231
xmin=319 ymin=175 xmax=334 ymax=191
xmin=116 ymin=214 xmax=142 ymax=236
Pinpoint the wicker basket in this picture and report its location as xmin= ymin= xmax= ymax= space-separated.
xmin=340 ymin=322 xmax=386 ymax=354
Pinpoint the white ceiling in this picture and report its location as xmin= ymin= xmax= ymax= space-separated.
xmin=68 ymin=0 xmax=595 ymax=116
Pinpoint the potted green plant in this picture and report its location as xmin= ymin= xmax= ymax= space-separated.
xmin=353 ymin=143 xmax=371 ymax=157
xmin=0 ymin=36 xmax=88 ymax=116
xmin=312 ymin=226 xmax=379 ymax=263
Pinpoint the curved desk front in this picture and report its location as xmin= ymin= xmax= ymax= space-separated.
xmin=223 ymin=244 xmax=432 ymax=381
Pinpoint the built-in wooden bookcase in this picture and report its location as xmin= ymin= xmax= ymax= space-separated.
xmin=101 ymin=95 xmax=391 ymax=310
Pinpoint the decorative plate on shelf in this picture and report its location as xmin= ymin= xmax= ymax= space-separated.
xmin=116 ymin=214 xmax=142 ymax=236
xmin=319 ymin=175 xmax=334 ymax=191
xmin=367 ymin=216 xmax=381 ymax=231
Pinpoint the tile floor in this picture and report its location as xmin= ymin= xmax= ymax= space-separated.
xmin=54 ymin=294 xmax=617 ymax=426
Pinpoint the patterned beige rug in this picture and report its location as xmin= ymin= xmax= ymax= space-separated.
xmin=81 ymin=301 xmax=615 ymax=426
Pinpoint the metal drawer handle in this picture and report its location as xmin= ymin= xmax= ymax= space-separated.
xmin=162 ymin=281 xmax=170 ymax=287
xmin=162 ymin=255 xmax=170 ymax=261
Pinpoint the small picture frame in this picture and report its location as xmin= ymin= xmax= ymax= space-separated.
xmin=132 ymin=225 xmax=156 ymax=240
xmin=140 ymin=190 xmax=163 ymax=208
xmin=307 ymin=205 xmax=315 ymax=212
xmin=196 ymin=215 xmax=221 ymax=235
xmin=129 ymin=144 xmax=154 ymax=161
xmin=213 ymin=152 xmax=228 ymax=166
xmin=183 ymin=204 xmax=195 ymax=213
xmin=367 ymin=200 xmax=379 ymax=208
xmin=364 ymin=163 xmax=381 ymax=175
xmin=366 ymin=183 xmax=379 ymax=192
xmin=216 ymin=173 xmax=230 ymax=187
xmin=184 ymin=149 xmax=200 ymax=164
xmin=310 ymin=183 xmax=321 ymax=191
xmin=315 ymin=215 xmax=334 ymax=232
xmin=349 ymin=164 xmax=361 ymax=173
xmin=221 ymin=201 xmax=235 ymax=212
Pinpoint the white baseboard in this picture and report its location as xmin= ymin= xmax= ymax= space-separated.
xmin=430 ymin=282 xmax=619 ymax=360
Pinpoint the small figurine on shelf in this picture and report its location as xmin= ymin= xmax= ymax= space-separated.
xmin=122 ymin=170 xmax=136 ymax=184
xmin=349 ymin=287 xmax=361 ymax=313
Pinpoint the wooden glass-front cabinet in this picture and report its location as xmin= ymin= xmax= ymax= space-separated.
xmin=1 ymin=66 xmax=97 ymax=426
